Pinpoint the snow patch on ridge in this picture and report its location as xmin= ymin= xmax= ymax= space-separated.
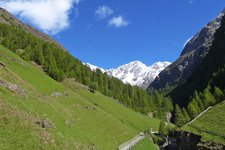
xmin=84 ymin=61 xmax=171 ymax=89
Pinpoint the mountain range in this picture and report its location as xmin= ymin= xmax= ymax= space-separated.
xmin=85 ymin=9 xmax=225 ymax=91
xmin=149 ymin=9 xmax=225 ymax=90
xmin=85 ymin=61 xmax=170 ymax=89
xmin=0 ymin=7 xmax=165 ymax=149
xmin=0 ymin=5 xmax=225 ymax=150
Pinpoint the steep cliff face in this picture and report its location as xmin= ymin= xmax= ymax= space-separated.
xmin=0 ymin=7 xmax=67 ymax=51
xmin=176 ymin=130 xmax=201 ymax=150
xmin=197 ymin=141 xmax=225 ymax=150
xmin=149 ymin=9 xmax=225 ymax=90
xmin=176 ymin=131 xmax=225 ymax=150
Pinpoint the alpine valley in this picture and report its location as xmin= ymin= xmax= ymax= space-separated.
xmin=0 ymin=2 xmax=225 ymax=150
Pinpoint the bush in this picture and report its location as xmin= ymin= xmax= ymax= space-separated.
xmin=89 ymin=82 xmax=98 ymax=93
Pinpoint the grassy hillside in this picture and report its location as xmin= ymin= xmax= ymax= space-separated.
xmin=63 ymin=79 xmax=160 ymax=131
xmin=132 ymin=138 xmax=158 ymax=150
xmin=0 ymin=44 xmax=160 ymax=149
xmin=182 ymin=101 xmax=225 ymax=144
xmin=0 ymin=23 xmax=173 ymax=117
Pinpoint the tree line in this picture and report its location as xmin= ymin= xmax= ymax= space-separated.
xmin=0 ymin=23 xmax=173 ymax=118
xmin=174 ymin=85 xmax=224 ymax=127
xmin=172 ymin=15 xmax=225 ymax=127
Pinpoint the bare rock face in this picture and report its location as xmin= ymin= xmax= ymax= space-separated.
xmin=0 ymin=7 xmax=67 ymax=51
xmin=176 ymin=130 xmax=201 ymax=150
xmin=0 ymin=78 xmax=27 ymax=98
xmin=36 ymin=118 xmax=54 ymax=129
xmin=165 ymin=112 xmax=172 ymax=122
xmin=85 ymin=61 xmax=170 ymax=89
xmin=149 ymin=9 xmax=225 ymax=90
xmin=176 ymin=130 xmax=225 ymax=150
xmin=197 ymin=142 xmax=225 ymax=150
xmin=51 ymin=92 xmax=63 ymax=98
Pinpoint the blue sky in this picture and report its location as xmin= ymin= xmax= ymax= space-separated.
xmin=1 ymin=0 xmax=225 ymax=69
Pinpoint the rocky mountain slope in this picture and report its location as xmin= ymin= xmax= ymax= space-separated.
xmin=170 ymin=13 xmax=225 ymax=106
xmin=107 ymin=61 xmax=170 ymax=89
xmin=149 ymin=9 xmax=225 ymax=90
xmin=85 ymin=61 xmax=170 ymax=89
xmin=0 ymin=7 xmax=67 ymax=51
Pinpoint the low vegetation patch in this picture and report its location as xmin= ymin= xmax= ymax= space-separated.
xmin=182 ymin=101 xmax=225 ymax=144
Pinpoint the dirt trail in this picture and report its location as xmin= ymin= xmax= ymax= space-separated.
xmin=188 ymin=106 xmax=212 ymax=125
xmin=119 ymin=132 xmax=145 ymax=150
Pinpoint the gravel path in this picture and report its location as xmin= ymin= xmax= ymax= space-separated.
xmin=188 ymin=106 xmax=212 ymax=125
xmin=119 ymin=132 xmax=145 ymax=150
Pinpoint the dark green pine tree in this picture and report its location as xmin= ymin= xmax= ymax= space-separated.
xmin=187 ymin=99 xmax=200 ymax=118
xmin=182 ymin=108 xmax=190 ymax=123
xmin=201 ymin=86 xmax=216 ymax=108
xmin=89 ymin=82 xmax=98 ymax=93
xmin=174 ymin=104 xmax=184 ymax=127
xmin=193 ymin=91 xmax=205 ymax=111
xmin=21 ymin=45 xmax=32 ymax=61
xmin=213 ymin=87 xmax=224 ymax=103
xmin=159 ymin=120 xmax=167 ymax=135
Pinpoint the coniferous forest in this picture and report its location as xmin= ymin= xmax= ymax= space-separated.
xmin=0 ymin=23 xmax=173 ymax=118
xmin=1 ymin=2 xmax=225 ymax=149
xmin=1 ymin=15 xmax=225 ymax=127
xmin=170 ymin=15 xmax=225 ymax=126
xmin=1 ymin=14 xmax=225 ymax=128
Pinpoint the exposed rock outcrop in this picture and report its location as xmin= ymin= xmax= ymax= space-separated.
xmin=176 ymin=130 xmax=225 ymax=150
xmin=176 ymin=130 xmax=201 ymax=150
xmin=0 ymin=78 xmax=27 ymax=98
xmin=197 ymin=141 xmax=225 ymax=150
xmin=149 ymin=9 xmax=225 ymax=90
xmin=36 ymin=118 xmax=54 ymax=129
xmin=51 ymin=92 xmax=63 ymax=98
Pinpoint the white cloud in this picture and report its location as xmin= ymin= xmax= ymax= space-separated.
xmin=95 ymin=5 xmax=113 ymax=20
xmin=0 ymin=0 xmax=80 ymax=34
xmin=108 ymin=16 xmax=129 ymax=28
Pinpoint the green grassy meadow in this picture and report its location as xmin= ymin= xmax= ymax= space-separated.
xmin=182 ymin=101 xmax=225 ymax=144
xmin=132 ymin=138 xmax=158 ymax=150
xmin=0 ymin=45 xmax=160 ymax=149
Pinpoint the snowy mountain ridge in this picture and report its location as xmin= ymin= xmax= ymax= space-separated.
xmin=85 ymin=63 xmax=106 ymax=72
xmin=84 ymin=61 xmax=170 ymax=89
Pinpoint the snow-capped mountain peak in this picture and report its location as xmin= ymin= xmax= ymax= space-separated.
xmin=84 ymin=63 xmax=105 ymax=73
xmin=84 ymin=61 xmax=170 ymax=89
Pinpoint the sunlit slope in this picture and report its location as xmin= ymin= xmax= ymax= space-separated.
xmin=0 ymin=45 xmax=160 ymax=149
xmin=63 ymin=79 xmax=160 ymax=131
xmin=182 ymin=101 xmax=225 ymax=144
xmin=132 ymin=138 xmax=158 ymax=150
